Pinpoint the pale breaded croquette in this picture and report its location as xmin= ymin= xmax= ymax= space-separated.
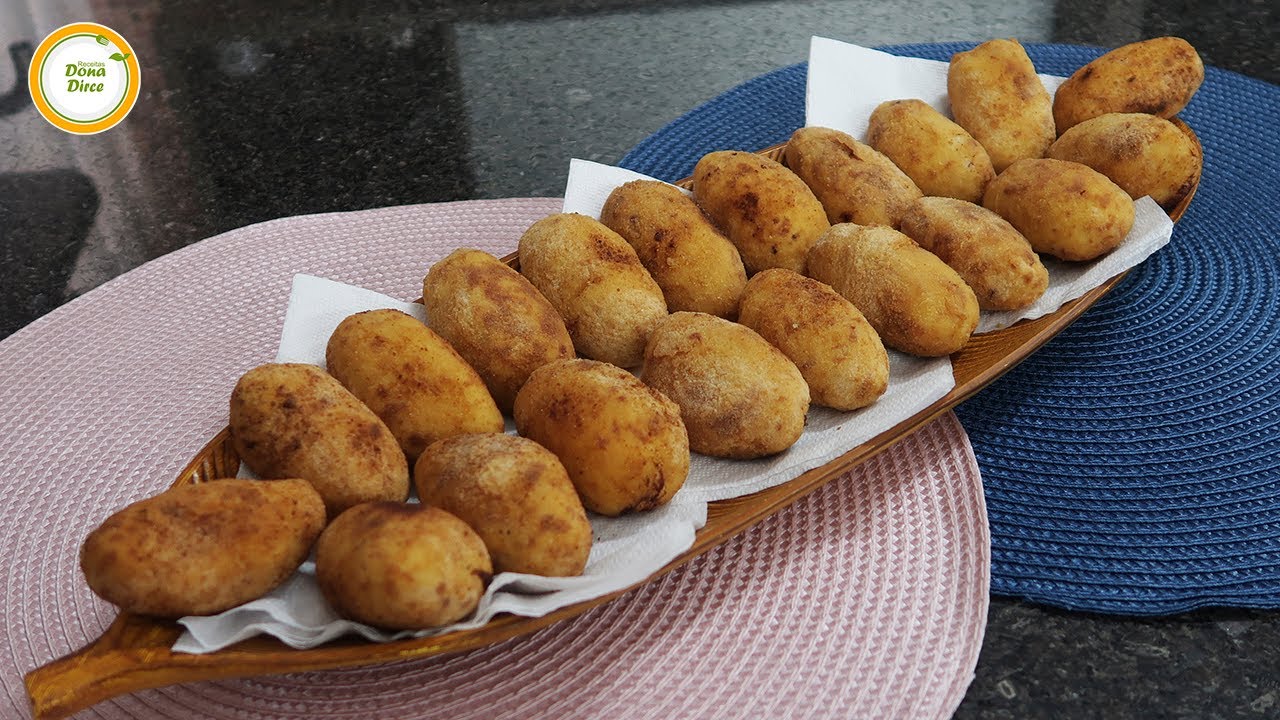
xmin=423 ymin=248 xmax=575 ymax=413
xmin=1046 ymin=113 xmax=1201 ymax=212
xmin=866 ymin=99 xmax=995 ymax=203
xmin=230 ymin=363 xmax=409 ymax=518
xmin=948 ymin=38 xmax=1056 ymax=172
xmin=518 ymin=213 xmax=667 ymax=369
xmin=785 ymin=125 xmax=924 ymax=227
xmin=600 ymin=180 xmax=748 ymax=318
xmin=738 ymin=268 xmax=889 ymax=411
xmin=642 ymin=311 xmax=809 ymax=458
xmin=807 ymin=224 xmax=979 ymax=357
xmin=898 ymin=196 xmax=1048 ymax=311
xmin=691 ymin=150 xmax=830 ymax=275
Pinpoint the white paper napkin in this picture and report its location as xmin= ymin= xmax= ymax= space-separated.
xmin=680 ymin=351 xmax=951 ymax=503
xmin=975 ymin=198 xmax=1172 ymax=332
xmin=178 ymin=487 xmax=708 ymax=651
xmin=275 ymin=273 xmax=427 ymax=365
xmin=805 ymin=37 xmax=1174 ymax=333
xmin=178 ymin=266 xmax=950 ymax=652
xmin=805 ymin=36 xmax=1067 ymax=139
xmin=559 ymin=162 xmax=956 ymax=502
xmin=562 ymin=158 xmax=691 ymax=218
xmin=179 ymin=274 xmax=712 ymax=652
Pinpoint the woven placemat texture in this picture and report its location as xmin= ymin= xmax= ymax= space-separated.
xmin=0 ymin=198 xmax=989 ymax=718
xmin=622 ymin=42 xmax=1280 ymax=615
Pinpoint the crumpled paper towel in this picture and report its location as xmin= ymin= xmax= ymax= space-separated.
xmin=177 ymin=270 xmax=951 ymax=652
xmin=805 ymin=37 xmax=1174 ymax=333
xmin=974 ymin=202 xmax=1171 ymax=333
xmin=805 ymin=36 xmax=1068 ymax=140
xmin=562 ymin=160 xmax=955 ymax=504
xmin=562 ymin=158 xmax=690 ymax=217
xmin=178 ymin=274 xmax=711 ymax=652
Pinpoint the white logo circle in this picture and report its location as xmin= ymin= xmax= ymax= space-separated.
xmin=30 ymin=23 xmax=139 ymax=134
xmin=39 ymin=34 xmax=129 ymax=123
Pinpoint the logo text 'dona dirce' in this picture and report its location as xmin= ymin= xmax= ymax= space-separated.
xmin=66 ymin=61 xmax=108 ymax=92
xmin=29 ymin=22 xmax=140 ymax=134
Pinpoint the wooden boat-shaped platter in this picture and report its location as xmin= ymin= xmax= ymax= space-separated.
xmin=25 ymin=121 xmax=1200 ymax=719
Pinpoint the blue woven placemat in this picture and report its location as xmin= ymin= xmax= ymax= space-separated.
xmin=620 ymin=42 xmax=1280 ymax=615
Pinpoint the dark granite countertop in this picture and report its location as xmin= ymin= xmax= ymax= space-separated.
xmin=2 ymin=1 xmax=1277 ymax=717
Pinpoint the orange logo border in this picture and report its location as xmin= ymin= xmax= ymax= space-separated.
xmin=28 ymin=22 xmax=140 ymax=135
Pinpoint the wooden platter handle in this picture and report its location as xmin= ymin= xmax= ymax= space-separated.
xmin=25 ymin=615 xmax=186 ymax=719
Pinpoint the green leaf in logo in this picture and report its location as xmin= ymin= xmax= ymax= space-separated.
xmin=109 ymin=52 xmax=129 ymax=61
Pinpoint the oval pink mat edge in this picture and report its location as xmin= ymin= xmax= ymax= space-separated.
xmin=0 ymin=198 xmax=989 ymax=719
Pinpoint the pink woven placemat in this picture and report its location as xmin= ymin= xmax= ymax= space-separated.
xmin=0 ymin=198 xmax=989 ymax=719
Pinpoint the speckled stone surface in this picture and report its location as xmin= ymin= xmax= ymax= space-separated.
xmin=957 ymin=602 xmax=1280 ymax=718
xmin=1 ymin=1 xmax=1277 ymax=717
